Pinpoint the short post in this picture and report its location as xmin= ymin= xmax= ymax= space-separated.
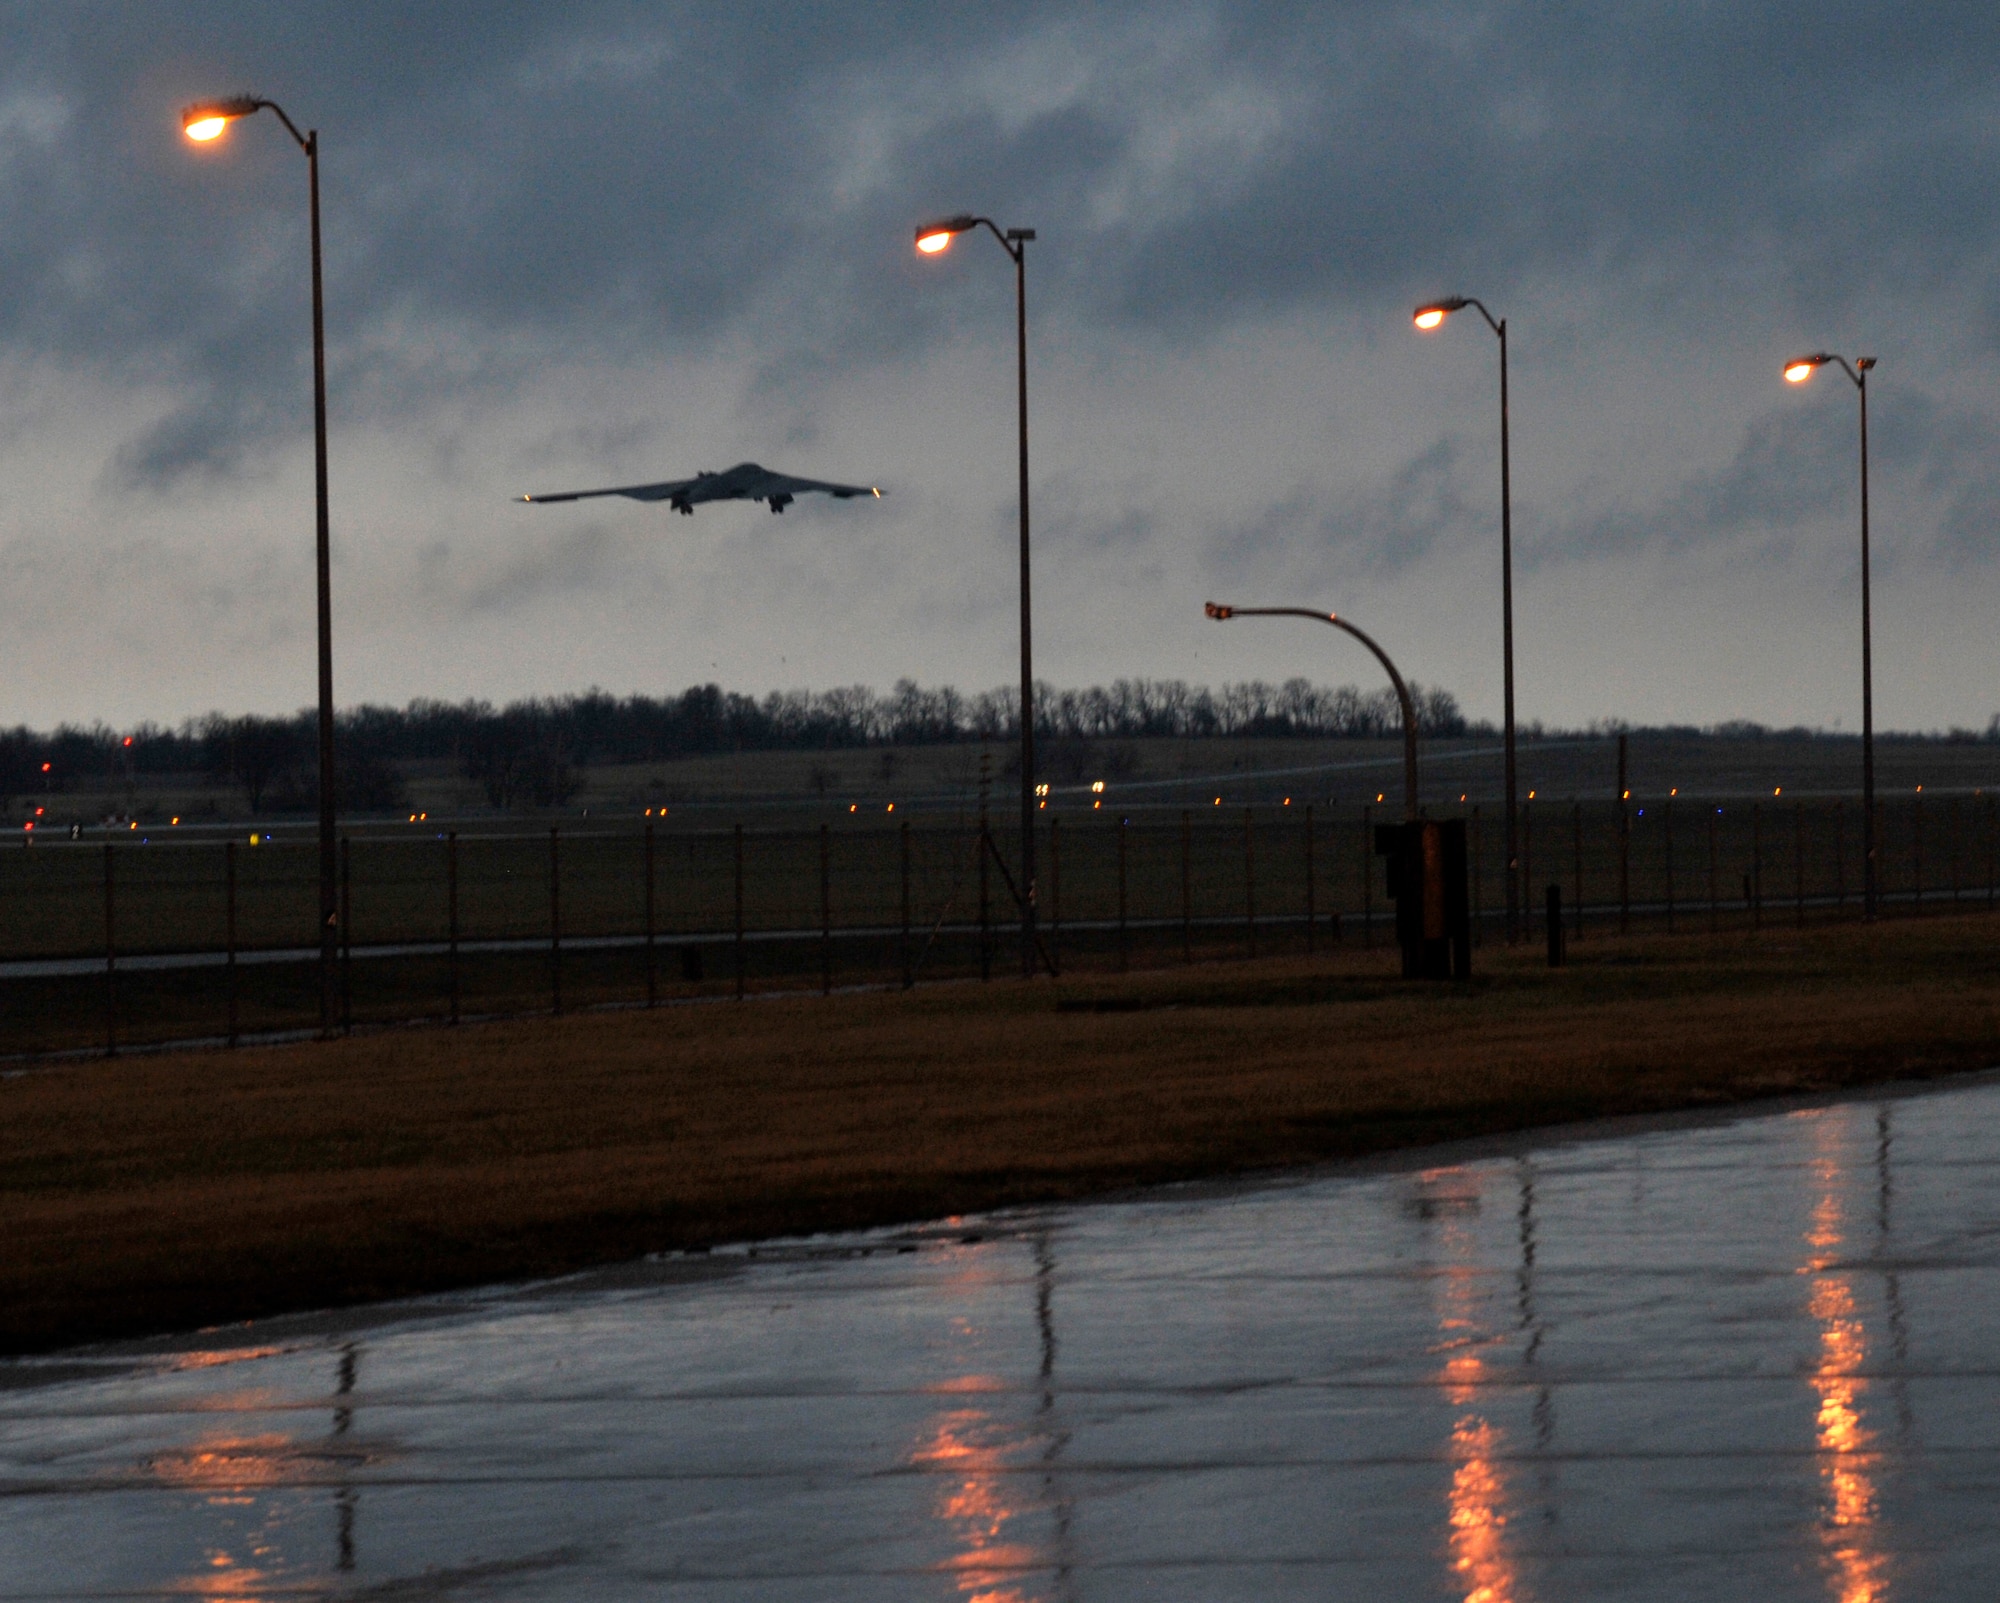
xmin=733 ymin=822 xmax=745 ymax=1001
xmin=1988 ymin=794 xmax=1997 ymax=911
xmin=103 ymin=843 xmax=116 ymax=1057
xmin=819 ymin=821 xmax=832 ymax=996
xmin=225 ymin=839 xmax=239 ymax=1048
xmin=643 ymin=821 xmax=657 ymax=1008
xmin=1303 ymin=803 xmax=1316 ymax=956
xmin=1617 ymin=734 xmax=1630 ymax=934
xmin=1242 ymin=806 xmax=1257 ymax=960
xmin=1117 ymin=815 xmax=1130 ymax=973
xmin=977 ymin=815 xmax=991 ymax=983
xmin=1546 ymin=883 xmax=1565 ymax=967
xmin=899 ymin=818 xmax=913 ymax=990
xmin=1180 ymin=808 xmax=1192 ymax=963
xmin=339 ymin=835 xmax=353 ymax=1035
xmin=548 ymin=826 xmax=562 ymax=1016
xmin=446 ymin=831 xmax=460 ymax=1026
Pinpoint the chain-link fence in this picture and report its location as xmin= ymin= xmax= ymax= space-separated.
xmin=1 ymin=795 xmax=1993 ymax=1057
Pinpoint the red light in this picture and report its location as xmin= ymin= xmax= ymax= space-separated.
xmin=40 ymin=763 xmax=49 ymax=772
xmin=22 ymin=822 xmax=32 ymax=832
xmin=122 ymin=736 xmax=133 ymax=747
xmin=34 ymin=807 xmax=43 ymax=816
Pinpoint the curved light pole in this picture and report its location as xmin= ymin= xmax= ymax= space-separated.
xmin=1414 ymin=296 xmax=1516 ymax=939
xmin=184 ymin=96 xmax=339 ymax=1033
xmin=1204 ymin=603 xmax=1420 ymax=820
xmin=1785 ymin=351 xmax=1879 ymax=920
xmin=916 ymin=215 xmax=1041 ymax=978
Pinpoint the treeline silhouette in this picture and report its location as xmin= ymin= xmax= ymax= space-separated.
xmin=0 ymin=677 xmax=1468 ymax=811
xmin=10 ymin=680 xmax=1992 ymax=815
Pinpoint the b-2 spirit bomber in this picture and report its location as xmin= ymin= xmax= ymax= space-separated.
xmin=518 ymin=461 xmax=882 ymax=516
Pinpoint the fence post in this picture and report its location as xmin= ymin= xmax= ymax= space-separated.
xmin=900 ymin=818 xmax=912 ymax=989
xmin=549 ymin=826 xmax=562 ymax=1016
xmin=1180 ymin=809 xmax=1192 ymax=964
xmin=1470 ymin=805 xmax=1482 ymax=948
xmin=1834 ymin=800 xmax=1847 ymax=914
xmin=733 ymin=823 xmax=745 ymax=1002
xmin=820 ymin=821 xmax=832 ymax=996
xmin=1707 ymin=807 xmax=1719 ymax=934
xmin=977 ymin=813 xmax=991 ymax=984
xmin=339 ymin=836 xmax=353 ymax=1036
xmin=1913 ymin=795 xmax=1924 ymax=914
xmin=1117 ymin=815 xmax=1129 ymax=973
xmin=1617 ymin=734 xmax=1630 ymax=935
xmin=225 ymin=839 xmax=238 ymax=1048
xmin=643 ymin=821 xmax=657 ymax=1009
xmin=1949 ymin=799 xmax=1962 ymax=906
xmin=1048 ymin=815 xmax=1061 ymax=976
xmin=447 ymin=831 xmax=460 ymax=1026
xmin=1989 ymin=795 xmax=1996 ymax=912
xmin=103 ymin=842 xmax=116 ymax=1058
xmin=1304 ymin=803 xmax=1316 ymax=956
xmin=1522 ymin=798 xmax=1533 ymax=926
xmin=1795 ymin=802 xmax=1806 ymax=928
xmin=1573 ymin=799 xmax=1585 ymax=941
xmin=1243 ymin=807 xmax=1256 ymax=960
xmin=1662 ymin=796 xmax=1675 ymax=935
xmin=1362 ymin=805 xmax=1374 ymax=948
xmin=1751 ymin=803 xmax=1764 ymax=929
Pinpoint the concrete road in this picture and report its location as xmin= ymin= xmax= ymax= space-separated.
xmin=6 ymin=1074 xmax=2000 ymax=1599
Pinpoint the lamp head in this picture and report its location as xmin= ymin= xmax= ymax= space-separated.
xmin=1784 ymin=354 xmax=1832 ymax=384
xmin=915 ymin=215 xmax=977 ymax=254
xmin=182 ymin=97 xmax=259 ymax=142
xmin=1204 ymin=601 xmax=1234 ymax=620
xmin=1413 ymin=297 xmax=1469 ymax=330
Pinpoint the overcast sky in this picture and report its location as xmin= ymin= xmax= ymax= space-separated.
xmin=0 ymin=1 xmax=1995 ymax=733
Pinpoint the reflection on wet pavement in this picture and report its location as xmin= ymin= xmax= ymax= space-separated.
xmin=9 ymin=1075 xmax=2000 ymax=1599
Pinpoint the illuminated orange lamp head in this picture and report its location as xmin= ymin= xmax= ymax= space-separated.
xmin=1784 ymin=354 xmax=1830 ymax=384
xmin=914 ymin=215 xmax=977 ymax=255
xmin=181 ymin=97 xmax=260 ymax=142
xmin=1413 ymin=297 xmax=1469 ymax=331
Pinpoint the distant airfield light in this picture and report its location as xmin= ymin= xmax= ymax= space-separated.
xmin=1283 ymin=797 xmax=1291 ymax=806
xmin=1093 ymin=799 xmax=1101 ymax=809
xmin=1376 ymin=793 xmax=1385 ymax=803
xmin=1528 ymin=790 xmax=1536 ymax=800
xmin=172 ymin=817 xmax=180 ymax=826
xmin=1622 ymin=789 xmax=1630 ymax=800
xmin=1671 ymin=787 xmax=1679 ymax=796
xmin=40 ymin=762 xmax=49 ymax=773
xmin=1214 ymin=797 xmax=1222 ymax=806
xmin=886 ymin=802 xmax=895 ymax=812
xmin=1774 ymin=787 xmax=1782 ymax=797
xmin=849 ymin=803 xmax=858 ymax=813
xmin=21 ymin=822 xmax=30 ymax=832
xmin=1091 ymin=780 xmax=1105 ymax=794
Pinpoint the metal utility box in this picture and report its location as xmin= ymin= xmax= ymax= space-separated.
xmin=1373 ymin=819 xmax=1472 ymax=981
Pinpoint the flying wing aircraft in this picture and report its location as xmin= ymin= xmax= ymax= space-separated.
xmin=517 ymin=461 xmax=882 ymax=515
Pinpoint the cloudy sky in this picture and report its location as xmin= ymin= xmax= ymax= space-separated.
xmin=0 ymin=1 xmax=1995 ymax=732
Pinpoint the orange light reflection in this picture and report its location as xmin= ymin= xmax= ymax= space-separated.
xmin=1799 ymin=1113 xmax=1889 ymax=1603
xmin=1425 ymin=1171 xmax=1521 ymax=1603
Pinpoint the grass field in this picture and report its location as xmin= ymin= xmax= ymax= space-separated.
xmin=3 ymin=910 xmax=1996 ymax=1353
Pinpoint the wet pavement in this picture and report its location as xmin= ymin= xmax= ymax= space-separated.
xmin=7 ymin=1076 xmax=2000 ymax=1600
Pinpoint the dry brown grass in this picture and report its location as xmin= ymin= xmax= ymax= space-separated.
xmin=4 ymin=914 xmax=1997 ymax=1352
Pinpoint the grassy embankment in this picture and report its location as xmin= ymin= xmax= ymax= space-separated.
xmin=2 ymin=912 xmax=1996 ymax=1354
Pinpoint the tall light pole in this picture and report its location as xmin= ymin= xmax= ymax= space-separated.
xmin=184 ymin=96 xmax=340 ymax=1033
xmin=1203 ymin=603 xmax=1420 ymax=821
xmin=916 ymin=215 xmax=1041 ymax=978
xmin=1414 ymin=296 xmax=1516 ymax=939
xmin=1785 ymin=352 xmax=1879 ymax=920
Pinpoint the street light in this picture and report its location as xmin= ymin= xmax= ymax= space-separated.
xmin=915 ymin=214 xmax=1042 ymax=978
xmin=183 ymin=95 xmax=340 ymax=1033
xmin=1414 ymin=294 xmax=1518 ymax=939
xmin=1204 ymin=603 xmax=1420 ymax=821
xmin=1785 ymin=351 xmax=1879 ymax=920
